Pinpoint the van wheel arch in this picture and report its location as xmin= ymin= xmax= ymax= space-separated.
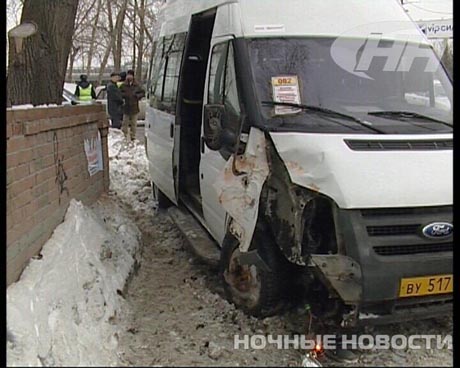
xmin=219 ymin=227 xmax=292 ymax=317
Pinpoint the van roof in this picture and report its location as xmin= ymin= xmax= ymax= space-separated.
xmin=155 ymin=0 xmax=429 ymax=45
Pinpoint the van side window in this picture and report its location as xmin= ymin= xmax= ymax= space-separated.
xmin=162 ymin=33 xmax=186 ymax=113
xmin=208 ymin=43 xmax=228 ymax=105
xmin=208 ymin=42 xmax=242 ymax=134
xmin=150 ymin=33 xmax=186 ymax=114
xmin=146 ymin=41 xmax=157 ymax=99
xmin=149 ymin=39 xmax=165 ymax=104
xmin=151 ymin=36 xmax=170 ymax=106
xmin=223 ymin=43 xmax=242 ymax=131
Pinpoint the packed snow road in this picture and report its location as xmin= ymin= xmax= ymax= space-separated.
xmin=111 ymin=129 xmax=453 ymax=367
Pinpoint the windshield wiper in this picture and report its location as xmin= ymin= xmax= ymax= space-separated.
xmin=261 ymin=101 xmax=384 ymax=134
xmin=368 ymin=110 xmax=452 ymax=128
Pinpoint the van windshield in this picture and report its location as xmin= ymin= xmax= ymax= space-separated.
xmin=248 ymin=38 xmax=453 ymax=133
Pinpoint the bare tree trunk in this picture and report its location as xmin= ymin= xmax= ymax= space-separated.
xmin=106 ymin=0 xmax=116 ymax=66
xmin=67 ymin=46 xmax=80 ymax=81
xmin=97 ymin=0 xmax=122 ymax=84
xmin=7 ymin=0 xmax=79 ymax=106
xmin=86 ymin=0 xmax=102 ymax=75
xmin=97 ymin=41 xmax=113 ymax=84
xmin=132 ymin=0 xmax=137 ymax=71
xmin=65 ymin=0 xmax=95 ymax=79
xmin=112 ymin=0 xmax=129 ymax=71
xmin=135 ymin=0 xmax=145 ymax=82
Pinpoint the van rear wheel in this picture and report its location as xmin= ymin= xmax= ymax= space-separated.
xmin=151 ymin=182 xmax=171 ymax=209
xmin=220 ymin=231 xmax=286 ymax=317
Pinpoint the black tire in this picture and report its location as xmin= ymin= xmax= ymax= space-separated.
xmin=220 ymin=229 xmax=288 ymax=317
xmin=152 ymin=181 xmax=172 ymax=209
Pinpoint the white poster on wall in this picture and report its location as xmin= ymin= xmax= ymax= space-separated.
xmin=84 ymin=131 xmax=104 ymax=176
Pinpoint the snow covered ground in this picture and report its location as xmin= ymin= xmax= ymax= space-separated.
xmin=6 ymin=129 xmax=151 ymax=366
xmin=7 ymin=199 xmax=142 ymax=366
xmin=107 ymin=128 xmax=153 ymax=215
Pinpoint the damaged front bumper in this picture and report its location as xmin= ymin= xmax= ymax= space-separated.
xmin=309 ymin=205 xmax=453 ymax=327
xmin=310 ymin=254 xmax=453 ymax=328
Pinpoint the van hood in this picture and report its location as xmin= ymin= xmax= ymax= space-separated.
xmin=269 ymin=132 xmax=453 ymax=209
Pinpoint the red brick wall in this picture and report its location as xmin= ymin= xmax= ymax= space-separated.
xmin=7 ymin=104 xmax=110 ymax=285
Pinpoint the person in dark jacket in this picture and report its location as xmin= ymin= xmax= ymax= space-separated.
xmin=107 ymin=72 xmax=124 ymax=129
xmin=74 ymin=74 xmax=96 ymax=102
xmin=120 ymin=69 xmax=145 ymax=141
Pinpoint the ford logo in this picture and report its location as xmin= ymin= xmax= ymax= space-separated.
xmin=422 ymin=222 xmax=453 ymax=239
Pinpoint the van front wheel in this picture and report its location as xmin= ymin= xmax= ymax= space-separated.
xmin=151 ymin=182 xmax=171 ymax=209
xmin=220 ymin=232 xmax=285 ymax=317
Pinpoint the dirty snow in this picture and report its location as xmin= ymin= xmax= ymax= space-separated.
xmin=7 ymin=199 xmax=142 ymax=366
xmin=9 ymin=104 xmax=35 ymax=110
xmin=9 ymin=104 xmax=62 ymax=110
xmin=108 ymin=128 xmax=154 ymax=215
xmin=36 ymin=104 xmax=59 ymax=108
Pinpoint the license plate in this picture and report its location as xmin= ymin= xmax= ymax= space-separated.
xmin=399 ymin=274 xmax=453 ymax=297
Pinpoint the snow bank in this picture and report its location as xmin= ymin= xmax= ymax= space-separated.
xmin=7 ymin=199 xmax=142 ymax=366
xmin=35 ymin=104 xmax=59 ymax=108
xmin=108 ymin=128 xmax=155 ymax=214
xmin=10 ymin=104 xmax=35 ymax=110
xmin=9 ymin=104 xmax=63 ymax=110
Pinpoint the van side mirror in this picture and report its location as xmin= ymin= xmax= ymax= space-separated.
xmin=203 ymin=104 xmax=225 ymax=151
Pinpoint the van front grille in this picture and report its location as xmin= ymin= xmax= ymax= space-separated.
xmin=373 ymin=242 xmax=452 ymax=256
xmin=361 ymin=206 xmax=452 ymax=217
xmin=345 ymin=139 xmax=453 ymax=151
xmin=367 ymin=224 xmax=421 ymax=236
